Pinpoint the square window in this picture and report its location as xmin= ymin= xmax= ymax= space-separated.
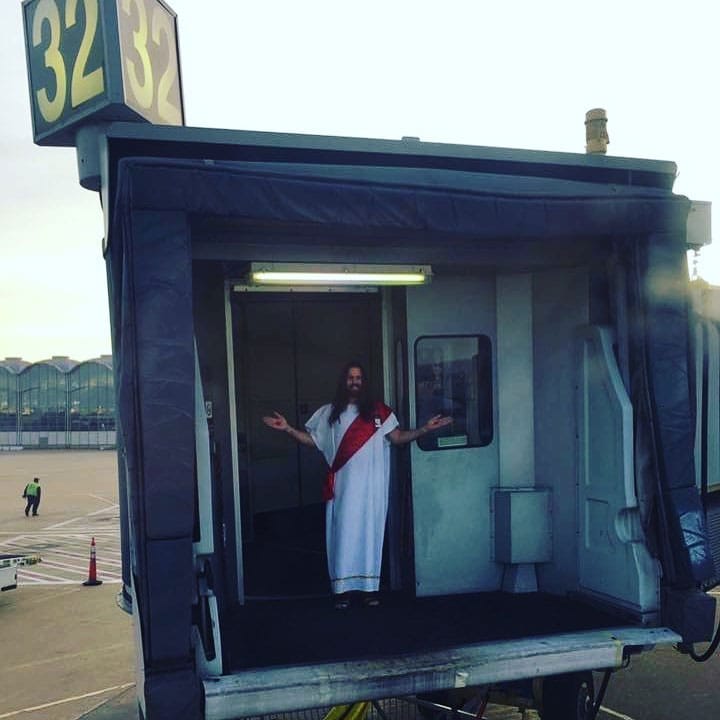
xmin=414 ymin=335 xmax=493 ymax=451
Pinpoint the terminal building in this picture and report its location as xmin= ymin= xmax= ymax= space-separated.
xmin=0 ymin=355 xmax=116 ymax=449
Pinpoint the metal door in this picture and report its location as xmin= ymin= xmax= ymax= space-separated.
xmin=406 ymin=274 xmax=501 ymax=596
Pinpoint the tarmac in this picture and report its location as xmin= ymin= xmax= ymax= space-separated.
xmin=0 ymin=581 xmax=137 ymax=720
xmin=6 ymin=582 xmax=718 ymax=720
xmin=80 ymin=687 xmax=138 ymax=720
xmin=0 ymin=450 xmax=138 ymax=720
xmin=2 ymin=452 xmax=719 ymax=720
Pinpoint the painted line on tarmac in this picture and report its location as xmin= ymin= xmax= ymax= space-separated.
xmin=50 ymin=547 xmax=124 ymax=566
xmin=29 ymin=559 xmax=124 ymax=582
xmin=86 ymin=495 xmax=118 ymax=509
xmin=94 ymin=549 xmax=123 ymax=561
xmin=3 ymin=536 xmax=122 ymax=584
xmin=18 ymin=577 xmax=122 ymax=585
xmin=35 ymin=547 xmax=96 ymax=561
xmin=0 ymin=530 xmax=118 ymax=538
xmin=36 ymin=559 xmax=122 ymax=580
xmin=19 ymin=565 xmax=122 ymax=583
xmin=45 ymin=515 xmax=119 ymax=531
xmin=598 ymin=706 xmax=636 ymax=720
xmin=0 ymin=531 xmax=42 ymax=536
xmin=7 ymin=642 xmax=132 ymax=673
xmin=0 ymin=682 xmax=135 ymax=719
xmin=37 ymin=559 xmax=99 ymax=576
xmin=45 ymin=516 xmax=85 ymax=530
xmin=18 ymin=567 xmax=74 ymax=583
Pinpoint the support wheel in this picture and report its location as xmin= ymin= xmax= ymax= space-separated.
xmin=540 ymin=672 xmax=595 ymax=720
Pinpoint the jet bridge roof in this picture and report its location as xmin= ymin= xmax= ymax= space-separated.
xmin=102 ymin=122 xmax=691 ymax=274
xmin=102 ymin=121 xmax=680 ymax=182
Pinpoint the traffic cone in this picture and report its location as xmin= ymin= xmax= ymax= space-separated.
xmin=83 ymin=537 xmax=103 ymax=587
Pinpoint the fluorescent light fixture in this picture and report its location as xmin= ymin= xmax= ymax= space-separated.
xmin=248 ymin=263 xmax=432 ymax=286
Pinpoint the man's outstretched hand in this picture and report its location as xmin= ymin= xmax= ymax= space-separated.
xmin=262 ymin=412 xmax=316 ymax=448
xmin=423 ymin=414 xmax=453 ymax=432
xmin=262 ymin=411 xmax=289 ymax=431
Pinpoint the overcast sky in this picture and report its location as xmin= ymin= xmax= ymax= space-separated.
xmin=1 ymin=0 xmax=718 ymax=362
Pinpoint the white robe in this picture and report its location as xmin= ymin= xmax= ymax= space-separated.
xmin=306 ymin=403 xmax=399 ymax=594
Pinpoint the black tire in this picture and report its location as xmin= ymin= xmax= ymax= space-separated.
xmin=540 ymin=672 xmax=595 ymax=720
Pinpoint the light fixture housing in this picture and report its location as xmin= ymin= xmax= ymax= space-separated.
xmin=246 ymin=263 xmax=432 ymax=287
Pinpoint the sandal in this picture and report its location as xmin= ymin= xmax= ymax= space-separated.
xmin=334 ymin=594 xmax=351 ymax=610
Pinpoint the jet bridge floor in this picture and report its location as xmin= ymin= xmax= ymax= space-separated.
xmin=225 ymin=591 xmax=626 ymax=671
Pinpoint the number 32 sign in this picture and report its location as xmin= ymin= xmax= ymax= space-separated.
xmin=23 ymin=0 xmax=184 ymax=146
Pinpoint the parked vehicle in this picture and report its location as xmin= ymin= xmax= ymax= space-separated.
xmin=0 ymin=553 xmax=38 ymax=592
xmin=0 ymin=555 xmax=21 ymax=593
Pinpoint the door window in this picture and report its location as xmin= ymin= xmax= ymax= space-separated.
xmin=414 ymin=335 xmax=493 ymax=450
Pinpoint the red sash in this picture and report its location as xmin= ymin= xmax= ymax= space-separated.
xmin=322 ymin=402 xmax=392 ymax=501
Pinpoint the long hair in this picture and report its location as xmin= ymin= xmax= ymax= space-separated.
xmin=329 ymin=361 xmax=375 ymax=424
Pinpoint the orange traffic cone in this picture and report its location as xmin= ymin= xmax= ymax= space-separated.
xmin=83 ymin=537 xmax=103 ymax=587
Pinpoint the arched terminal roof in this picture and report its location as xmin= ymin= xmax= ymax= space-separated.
xmin=32 ymin=356 xmax=79 ymax=373
xmin=0 ymin=358 xmax=31 ymax=374
xmin=2 ymin=356 xmax=112 ymax=378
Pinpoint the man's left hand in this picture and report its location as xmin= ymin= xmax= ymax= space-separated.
xmin=424 ymin=414 xmax=453 ymax=432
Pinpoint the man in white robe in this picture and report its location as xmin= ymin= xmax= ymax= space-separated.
xmin=263 ymin=362 xmax=451 ymax=608
xmin=306 ymin=399 xmax=397 ymax=598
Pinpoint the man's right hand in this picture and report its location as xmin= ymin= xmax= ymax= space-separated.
xmin=262 ymin=412 xmax=288 ymax=431
xmin=262 ymin=412 xmax=317 ymax=448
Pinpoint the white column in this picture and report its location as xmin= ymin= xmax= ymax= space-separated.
xmin=496 ymin=273 xmax=535 ymax=488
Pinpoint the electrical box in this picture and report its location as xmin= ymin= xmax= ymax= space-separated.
xmin=493 ymin=488 xmax=552 ymax=564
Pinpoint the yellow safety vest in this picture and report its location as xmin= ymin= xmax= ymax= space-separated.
xmin=25 ymin=482 xmax=40 ymax=497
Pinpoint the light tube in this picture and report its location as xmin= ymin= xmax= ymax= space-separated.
xmin=248 ymin=264 xmax=432 ymax=287
xmin=252 ymin=271 xmax=428 ymax=285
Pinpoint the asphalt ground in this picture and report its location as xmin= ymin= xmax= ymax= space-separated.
xmin=0 ymin=450 xmax=134 ymax=720
xmin=1 ymin=450 xmax=719 ymax=720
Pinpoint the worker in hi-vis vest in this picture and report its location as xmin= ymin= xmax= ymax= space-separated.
xmin=22 ymin=477 xmax=41 ymax=517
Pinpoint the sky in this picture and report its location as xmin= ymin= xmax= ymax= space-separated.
xmin=1 ymin=0 xmax=718 ymax=362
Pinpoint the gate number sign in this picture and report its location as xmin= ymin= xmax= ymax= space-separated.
xmin=23 ymin=0 xmax=184 ymax=146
